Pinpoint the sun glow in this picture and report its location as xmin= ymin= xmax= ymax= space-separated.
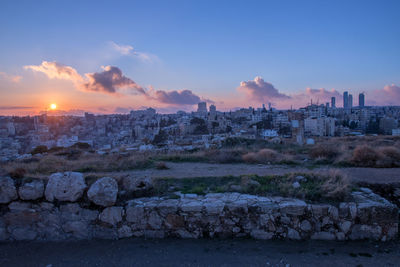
xmin=50 ymin=103 xmax=57 ymax=110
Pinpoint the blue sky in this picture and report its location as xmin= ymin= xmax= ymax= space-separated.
xmin=0 ymin=0 xmax=399 ymax=114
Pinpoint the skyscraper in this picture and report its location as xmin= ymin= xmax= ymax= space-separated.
xmin=343 ymin=91 xmax=348 ymax=108
xmin=197 ymin=102 xmax=207 ymax=113
xmin=349 ymin=94 xmax=353 ymax=108
xmin=359 ymin=93 xmax=365 ymax=107
xmin=209 ymin=104 xmax=216 ymax=113
xmin=331 ymin=97 xmax=336 ymax=108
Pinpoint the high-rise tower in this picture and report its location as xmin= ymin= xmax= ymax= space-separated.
xmin=197 ymin=102 xmax=207 ymax=113
xmin=343 ymin=91 xmax=348 ymax=108
xmin=349 ymin=94 xmax=353 ymax=108
xmin=359 ymin=93 xmax=365 ymax=107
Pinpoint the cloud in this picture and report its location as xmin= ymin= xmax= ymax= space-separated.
xmin=0 ymin=106 xmax=33 ymax=110
xmin=237 ymin=77 xmax=290 ymax=102
xmin=237 ymin=77 xmax=345 ymax=108
xmin=110 ymin=41 xmax=157 ymax=63
xmin=24 ymin=61 xmax=83 ymax=83
xmin=149 ymin=89 xmax=203 ymax=105
xmin=25 ymin=61 xmax=146 ymax=95
xmin=382 ymin=84 xmax=400 ymax=102
xmin=110 ymin=41 xmax=134 ymax=55
xmin=80 ymin=66 xmax=146 ymax=94
xmin=24 ymin=61 xmax=211 ymax=106
xmin=39 ymin=109 xmax=86 ymax=116
xmin=114 ymin=107 xmax=133 ymax=114
xmin=292 ymin=88 xmax=342 ymax=106
xmin=0 ymin=72 xmax=22 ymax=83
xmin=367 ymin=84 xmax=400 ymax=106
xmin=97 ymin=107 xmax=109 ymax=112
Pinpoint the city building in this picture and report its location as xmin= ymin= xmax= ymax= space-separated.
xmin=331 ymin=97 xmax=336 ymax=108
xmin=197 ymin=102 xmax=207 ymax=114
xmin=343 ymin=91 xmax=348 ymax=108
xmin=349 ymin=94 xmax=353 ymax=108
xmin=359 ymin=93 xmax=365 ymax=107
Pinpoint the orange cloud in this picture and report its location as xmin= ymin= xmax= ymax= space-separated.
xmin=24 ymin=61 xmax=83 ymax=83
xmin=237 ymin=76 xmax=290 ymax=102
xmin=0 ymin=71 xmax=22 ymax=83
xmin=24 ymin=61 xmax=211 ymax=106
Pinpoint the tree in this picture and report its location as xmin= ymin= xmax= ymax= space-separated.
xmin=349 ymin=121 xmax=358 ymax=129
xmin=152 ymin=129 xmax=168 ymax=145
xmin=190 ymin=117 xmax=209 ymax=135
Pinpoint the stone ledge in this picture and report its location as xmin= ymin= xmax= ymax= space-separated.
xmin=0 ymin=189 xmax=397 ymax=241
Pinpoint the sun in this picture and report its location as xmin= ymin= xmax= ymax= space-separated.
xmin=50 ymin=103 xmax=57 ymax=110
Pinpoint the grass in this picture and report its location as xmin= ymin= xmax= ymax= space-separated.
xmin=350 ymin=145 xmax=400 ymax=167
xmin=153 ymin=170 xmax=351 ymax=202
xmin=2 ymin=152 xmax=155 ymax=176
xmin=156 ymin=149 xmax=245 ymax=164
xmin=154 ymin=176 xmax=241 ymax=195
xmin=157 ymin=136 xmax=400 ymax=168
xmin=2 ymin=136 xmax=400 ymax=178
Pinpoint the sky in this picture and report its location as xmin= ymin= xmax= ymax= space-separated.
xmin=0 ymin=0 xmax=399 ymax=115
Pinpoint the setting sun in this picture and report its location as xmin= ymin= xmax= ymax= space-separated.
xmin=50 ymin=103 xmax=57 ymax=110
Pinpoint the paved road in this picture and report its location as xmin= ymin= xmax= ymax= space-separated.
xmin=1 ymin=239 xmax=399 ymax=267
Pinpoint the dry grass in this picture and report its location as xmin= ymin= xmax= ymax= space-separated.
xmin=350 ymin=145 xmax=381 ymax=167
xmin=376 ymin=146 xmax=400 ymax=167
xmin=202 ymin=149 xmax=245 ymax=163
xmin=158 ymin=148 xmax=246 ymax=164
xmin=309 ymin=144 xmax=339 ymax=160
xmin=1 ymin=153 xmax=154 ymax=177
xmin=349 ymin=145 xmax=400 ymax=167
xmin=318 ymin=169 xmax=351 ymax=200
xmin=3 ymin=136 xmax=400 ymax=178
xmin=155 ymin=161 xmax=169 ymax=170
xmin=153 ymin=170 xmax=351 ymax=202
xmin=242 ymin=148 xmax=288 ymax=164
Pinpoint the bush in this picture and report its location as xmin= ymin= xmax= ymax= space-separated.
xmin=310 ymin=145 xmax=338 ymax=160
xmin=376 ymin=147 xmax=400 ymax=167
xmin=9 ymin=167 xmax=26 ymax=179
xmin=242 ymin=149 xmax=281 ymax=164
xmin=319 ymin=170 xmax=350 ymax=200
xmin=55 ymin=148 xmax=82 ymax=160
xmin=72 ymin=142 xmax=91 ymax=150
xmin=47 ymin=146 xmax=64 ymax=153
xmin=155 ymin=162 xmax=169 ymax=170
xmin=351 ymin=145 xmax=381 ymax=167
xmin=204 ymin=149 xmax=244 ymax=163
xmin=36 ymin=155 xmax=68 ymax=173
xmin=31 ymin=145 xmax=48 ymax=155
xmin=153 ymin=171 xmax=351 ymax=202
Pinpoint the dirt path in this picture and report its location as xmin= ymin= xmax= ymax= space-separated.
xmin=108 ymin=162 xmax=400 ymax=184
xmin=1 ymin=239 xmax=399 ymax=267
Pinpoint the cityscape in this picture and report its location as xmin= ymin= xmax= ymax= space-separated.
xmin=1 ymin=91 xmax=399 ymax=161
xmin=1 ymin=0 xmax=400 ymax=266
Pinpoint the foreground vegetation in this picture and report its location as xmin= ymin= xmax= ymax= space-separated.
xmin=157 ymin=136 xmax=400 ymax=168
xmin=154 ymin=170 xmax=351 ymax=203
xmin=1 ymin=136 xmax=400 ymax=179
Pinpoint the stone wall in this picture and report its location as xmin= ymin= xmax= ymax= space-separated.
xmin=0 ymin=173 xmax=398 ymax=241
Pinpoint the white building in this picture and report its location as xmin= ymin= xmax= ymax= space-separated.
xmin=261 ymin=129 xmax=278 ymax=138
xmin=392 ymin=129 xmax=400 ymax=136
xmin=304 ymin=117 xmax=335 ymax=136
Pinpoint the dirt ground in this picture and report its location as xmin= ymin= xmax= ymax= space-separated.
xmin=100 ymin=162 xmax=400 ymax=185
xmin=1 ymin=239 xmax=399 ymax=267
